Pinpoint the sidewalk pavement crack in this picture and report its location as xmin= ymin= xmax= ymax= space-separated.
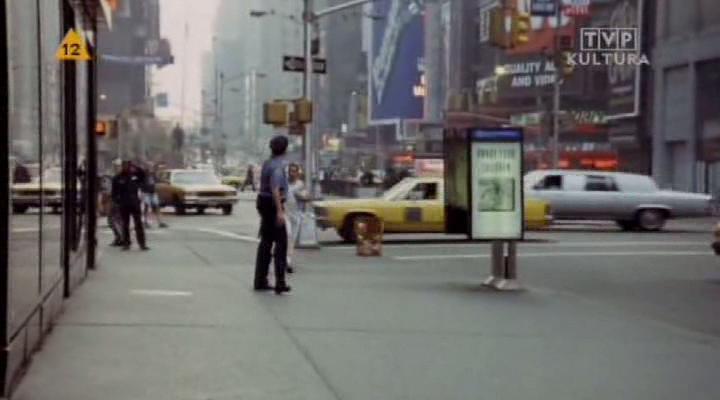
xmin=278 ymin=321 xmax=345 ymax=400
xmin=58 ymin=322 xmax=232 ymax=329
xmin=185 ymin=244 xmax=213 ymax=266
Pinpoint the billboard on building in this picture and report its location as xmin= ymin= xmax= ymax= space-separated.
xmin=368 ymin=0 xmax=425 ymax=124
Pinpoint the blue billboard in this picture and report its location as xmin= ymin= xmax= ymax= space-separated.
xmin=369 ymin=0 xmax=425 ymax=122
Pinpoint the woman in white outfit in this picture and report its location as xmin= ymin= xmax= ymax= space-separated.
xmin=285 ymin=163 xmax=307 ymax=272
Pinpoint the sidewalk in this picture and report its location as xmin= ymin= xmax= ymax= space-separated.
xmin=11 ymin=220 xmax=720 ymax=400
xmin=12 ymin=237 xmax=337 ymax=400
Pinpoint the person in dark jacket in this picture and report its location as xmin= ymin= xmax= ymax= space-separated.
xmin=241 ymin=163 xmax=256 ymax=192
xmin=253 ymin=136 xmax=291 ymax=295
xmin=108 ymin=159 xmax=125 ymax=246
xmin=112 ymin=161 xmax=148 ymax=251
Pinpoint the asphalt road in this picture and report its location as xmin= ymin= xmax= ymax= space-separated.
xmin=13 ymin=198 xmax=720 ymax=400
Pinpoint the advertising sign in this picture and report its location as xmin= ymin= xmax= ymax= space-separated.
xmin=531 ymin=0 xmax=558 ymax=16
xmin=369 ymin=0 xmax=425 ymax=122
xmin=470 ymin=129 xmax=524 ymax=240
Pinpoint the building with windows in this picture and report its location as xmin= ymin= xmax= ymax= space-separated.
xmin=448 ymin=0 xmax=654 ymax=173
xmin=96 ymin=0 xmax=170 ymax=168
xmin=1 ymin=0 xmax=108 ymax=395
xmin=651 ymin=0 xmax=720 ymax=193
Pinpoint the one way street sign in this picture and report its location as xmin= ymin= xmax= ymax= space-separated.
xmin=283 ymin=56 xmax=327 ymax=74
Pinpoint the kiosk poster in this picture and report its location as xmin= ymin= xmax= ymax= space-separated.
xmin=470 ymin=129 xmax=524 ymax=240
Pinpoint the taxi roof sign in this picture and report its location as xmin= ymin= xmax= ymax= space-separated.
xmin=56 ymin=29 xmax=92 ymax=61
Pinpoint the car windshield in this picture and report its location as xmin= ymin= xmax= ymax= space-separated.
xmin=172 ymin=171 xmax=220 ymax=185
xmin=382 ymin=179 xmax=414 ymax=200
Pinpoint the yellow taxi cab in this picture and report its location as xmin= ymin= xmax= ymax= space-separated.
xmin=313 ymin=177 xmax=552 ymax=242
xmin=220 ymin=166 xmax=248 ymax=189
xmin=156 ymin=169 xmax=238 ymax=215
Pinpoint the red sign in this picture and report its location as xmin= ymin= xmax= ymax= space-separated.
xmin=563 ymin=0 xmax=590 ymax=17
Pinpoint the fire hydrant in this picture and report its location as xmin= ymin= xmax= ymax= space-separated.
xmin=713 ymin=222 xmax=720 ymax=255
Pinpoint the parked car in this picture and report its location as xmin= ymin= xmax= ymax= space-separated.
xmin=524 ymin=170 xmax=713 ymax=231
xmin=313 ymin=177 xmax=552 ymax=242
xmin=11 ymin=167 xmax=63 ymax=214
xmin=156 ymin=169 xmax=238 ymax=215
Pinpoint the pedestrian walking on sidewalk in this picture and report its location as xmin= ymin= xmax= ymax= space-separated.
xmin=253 ymin=136 xmax=291 ymax=294
xmin=241 ymin=163 xmax=256 ymax=192
xmin=285 ymin=163 xmax=308 ymax=273
xmin=112 ymin=160 xmax=149 ymax=251
xmin=141 ymin=163 xmax=168 ymax=229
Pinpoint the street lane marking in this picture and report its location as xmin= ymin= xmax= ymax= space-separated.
xmin=328 ymin=241 xmax=705 ymax=251
xmin=394 ymin=250 xmax=714 ymax=261
xmin=193 ymin=228 xmax=259 ymax=243
xmin=130 ymin=289 xmax=194 ymax=297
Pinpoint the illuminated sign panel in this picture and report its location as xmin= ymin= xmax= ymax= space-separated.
xmin=470 ymin=129 xmax=524 ymax=240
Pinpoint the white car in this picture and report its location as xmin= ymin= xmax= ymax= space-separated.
xmin=525 ymin=170 xmax=713 ymax=231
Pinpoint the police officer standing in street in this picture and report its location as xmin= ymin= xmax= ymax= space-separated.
xmin=254 ymin=135 xmax=291 ymax=294
xmin=112 ymin=160 xmax=149 ymax=251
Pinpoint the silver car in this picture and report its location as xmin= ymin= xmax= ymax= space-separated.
xmin=525 ymin=170 xmax=713 ymax=231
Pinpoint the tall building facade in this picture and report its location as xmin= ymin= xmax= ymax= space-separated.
xmin=651 ymin=0 xmax=720 ymax=193
xmin=96 ymin=0 xmax=170 ymax=167
xmin=445 ymin=0 xmax=655 ymax=173
xmin=211 ymin=0 xmax=303 ymax=163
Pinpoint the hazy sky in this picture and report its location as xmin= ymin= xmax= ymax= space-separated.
xmin=154 ymin=0 xmax=221 ymax=127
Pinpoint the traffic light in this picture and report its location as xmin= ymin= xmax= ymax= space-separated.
xmin=95 ymin=121 xmax=108 ymax=137
xmin=263 ymin=101 xmax=289 ymax=126
xmin=489 ymin=8 xmax=509 ymax=48
xmin=294 ymin=99 xmax=313 ymax=124
xmin=511 ymin=12 xmax=531 ymax=47
xmin=560 ymin=51 xmax=575 ymax=77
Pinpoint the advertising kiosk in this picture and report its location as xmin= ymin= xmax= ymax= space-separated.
xmin=444 ymin=127 xmax=525 ymax=290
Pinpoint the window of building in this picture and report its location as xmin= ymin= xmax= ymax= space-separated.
xmin=699 ymin=0 xmax=720 ymax=30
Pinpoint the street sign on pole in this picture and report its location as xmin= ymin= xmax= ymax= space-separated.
xmin=282 ymin=55 xmax=327 ymax=74
xmin=530 ymin=0 xmax=558 ymax=16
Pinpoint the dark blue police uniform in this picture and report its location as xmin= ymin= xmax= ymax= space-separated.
xmin=253 ymin=157 xmax=290 ymax=292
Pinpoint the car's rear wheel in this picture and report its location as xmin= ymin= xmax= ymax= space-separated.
xmin=197 ymin=207 xmax=206 ymax=215
xmin=636 ymin=209 xmax=667 ymax=231
xmin=616 ymin=220 xmax=637 ymax=231
xmin=339 ymin=214 xmax=374 ymax=243
xmin=222 ymin=205 xmax=233 ymax=215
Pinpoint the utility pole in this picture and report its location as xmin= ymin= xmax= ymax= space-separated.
xmin=303 ymin=0 xmax=314 ymax=194
xmin=551 ymin=3 xmax=562 ymax=169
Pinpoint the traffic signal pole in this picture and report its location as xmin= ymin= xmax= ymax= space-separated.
xmin=302 ymin=0 xmax=374 ymax=195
